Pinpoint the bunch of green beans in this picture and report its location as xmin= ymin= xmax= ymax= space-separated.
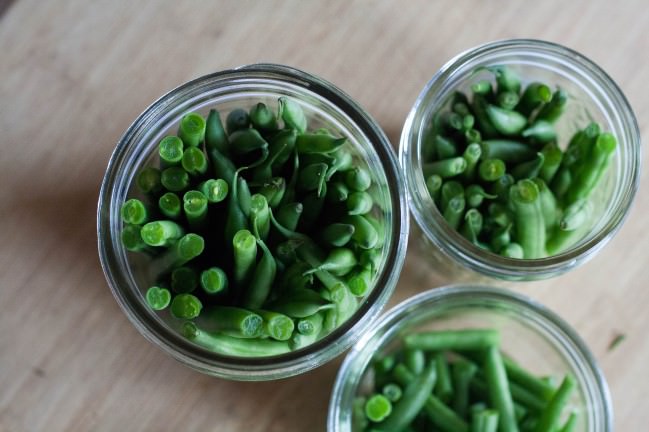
xmin=422 ymin=66 xmax=617 ymax=259
xmin=121 ymin=98 xmax=386 ymax=356
xmin=353 ymin=329 xmax=578 ymax=432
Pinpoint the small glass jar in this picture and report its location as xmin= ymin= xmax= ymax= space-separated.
xmin=400 ymin=39 xmax=641 ymax=280
xmin=328 ymin=285 xmax=613 ymax=432
xmin=97 ymin=64 xmax=409 ymax=380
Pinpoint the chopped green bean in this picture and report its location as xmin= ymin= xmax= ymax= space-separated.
xmin=178 ymin=112 xmax=206 ymax=147
xmin=200 ymin=267 xmax=228 ymax=295
xmin=145 ymin=286 xmax=171 ymax=310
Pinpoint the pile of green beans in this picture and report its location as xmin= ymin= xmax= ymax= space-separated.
xmin=353 ymin=329 xmax=578 ymax=432
xmin=422 ymin=66 xmax=617 ymax=259
xmin=121 ymin=97 xmax=386 ymax=356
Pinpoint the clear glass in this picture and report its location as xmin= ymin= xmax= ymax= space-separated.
xmin=400 ymin=39 xmax=641 ymax=280
xmin=328 ymin=285 xmax=613 ymax=432
xmin=97 ymin=64 xmax=409 ymax=380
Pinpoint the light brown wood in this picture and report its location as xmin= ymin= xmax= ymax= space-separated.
xmin=1 ymin=0 xmax=647 ymax=430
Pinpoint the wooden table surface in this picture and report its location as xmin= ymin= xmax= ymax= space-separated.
xmin=1 ymin=1 xmax=647 ymax=430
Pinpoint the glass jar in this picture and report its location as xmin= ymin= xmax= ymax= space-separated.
xmin=328 ymin=285 xmax=613 ymax=432
xmin=97 ymin=64 xmax=409 ymax=380
xmin=400 ymin=39 xmax=641 ymax=280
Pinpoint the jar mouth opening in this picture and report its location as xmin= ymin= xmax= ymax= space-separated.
xmin=97 ymin=64 xmax=409 ymax=379
xmin=399 ymin=39 xmax=641 ymax=279
xmin=328 ymin=285 xmax=613 ymax=431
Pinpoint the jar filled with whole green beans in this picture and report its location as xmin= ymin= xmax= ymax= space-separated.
xmin=328 ymin=285 xmax=612 ymax=432
xmin=98 ymin=64 xmax=409 ymax=380
xmin=400 ymin=39 xmax=640 ymax=280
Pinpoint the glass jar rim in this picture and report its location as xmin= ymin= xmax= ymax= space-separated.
xmin=328 ymin=284 xmax=613 ymax=431
xmin=97 ymin=63 xmax=409 ymax=380
xmin=399 ymin=38 xmax=641 ymax=279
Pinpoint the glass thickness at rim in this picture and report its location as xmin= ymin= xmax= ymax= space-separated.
xmin=328 ymin=285 xmax=613 ymax=432
xmin=97 ymin=64 xmax=409 ymax=380
xmin=400 ymin=39 xmax=641 ymax=279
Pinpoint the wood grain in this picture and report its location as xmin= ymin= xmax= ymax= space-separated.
xmin=1 ymin=0 xmax=647 ymax=430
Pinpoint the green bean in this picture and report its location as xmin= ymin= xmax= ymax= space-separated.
xmin=550 ymin=167 xmax=572 ymax=201
xmin=471 ymin=373 xmax=547 ymax=413
xmin=359 ymin=247 xmax=381 ymax=272
xmin=490 ymin=224 xmax=512 ymax=251
xmin=424 ymin=396 xmax=470 ymax=432
xmin=465 ymin=184 xmax=496 ymax=208
xmin=158 ymin=136 xmax=184 ymax=166
xmin=435 ymin=135 xmax=459 ymax=159
xmin=296 ymin=133 xmax=346 ymax=154
xmin=170 ymin=293 xmax=202 ymax=319
xmin=471 ymin=80 xmax=493 ymax=95
xmin=178 ymin=112 xmax=206 ymax=147
xmin=345 ymin=166 xmax=372 ymax=192
xmin=347 ymin=266 xmax=372 ymax=296
xmin=559 ymin=199 xmax=592 ymax=231
xmin=536 ymin=88 xmax=567 ymax=123
xmin=299 ymin=188 xmax=326 ymax=230
xmin=322 ymin=223 xmax=355 ymax=247
xmin=563 ymin=123 xmax=600 ymax=169
xmin=229 ymin=128 xmax=269 ymax=157
xmin=375 ymin=358 xmax=438 ymax=432
xmin=404 ymin=329 xmax=500 ymax=351
xmin=481 ymin=140 xmax=536 ymax=163
xmin=471 ymin=410 xmax=499 ymax=432
xmin=179 ymin=149 xmax=208 ymax=180
xmin=491 ymin=174 xmax=515 ymax=204
xmin=488 ymin=202 xmax=513 ymax=228
xmin=522 ymin=120 xmax=556 ymax=143
xmin=224 ymin=171 xmax=249 ymax=248
xmin=121 ymin=198 xmax=149 ymax=225
xmin=199 ymin=178 xmax=228 ymax=203
xmin=296 ymin=311 xmax=324 ymax=336
xmin=327 ymin=147 xmax=354 ymax=179
xmin=465 ymin=128 xmax=482 ymax=144
xmin=232 ymin=229 xmax=257 ymax=287
xmin=462 ymin=143 xmax=482 ymax=181
xmin=539 ymin=142 xmax=563 ymax=184
xmin=472 ymin=94 xmax=499 ymax=138
xmin=255 ymin=309 xmax=294 ymax=341
xmin=365 ymin=394 xmax=393 ymax=423
xmin=270 ymin=288 xmax=333 ymax=318
xmin=278 ymin=97 xmax=307 ymax=133
xmin=511 ymin=153 xmax=545 ymax=180
xmin=478 ymin=159 xmax=506 ymax=182
xmin=500 ymin=242 xmax=524 ymax=259
xmin=275 ymin=240 xmax=299 ymax=268
xmin=183 ymin=190 xmax=208 ymax=229
xmin=443 ymin=194 xmax=466 ymax=230
xmin=275 ymin=202 xmax=303 ymax=232
xmin=242 ymin=238 xmax=276 ymax=309
xmin=171 ymin=266 xmax=198 ymax=293
xmin=461 ymin=209 xmax=484 ymax=244
xmin=343 ymin=215 xmax=379 ymax=250
xmin=484 ymin=346 xmax=518 ymax=432
xmin=206 ymin=146 xmax=236 ymax=187
xmin=145 ymin=286 xmax=171 ymax=310
xmin=546 ymin=213 xmax=592 ymax=255
xmin=136 ymin=167 xmax=162 ymax=195
xmin=440 ymin=181 xmax=464 ymax=211
xmin=158 ymin=192 xmax=181 ymax=219
xmin=533 ymin=375 xmax=576 ymax=432
xmin=423 ymin=157 xmax=467 ymax=178
xmin=347 ymin=191 xmax=373 ymax=215
xmin=564 ymin=132 xmax=616 ymax=205
xmin=249 ymin=194 xmax=270 ymax=240
xmin=558 ymin=412 xmax=578 ymax=432
xmin=486 ymin=105 xmax=527 ymax=136
xmin=249 ymin=102 xmax=278 ymax=131
xmin=518 ymin=82 xmax=552 ymax=116
xmin=121 ymin=224 xmax=151 ymax=252
xmin=497 ymin=91 xmax=520 ymax=111
xmin=196 ymin=306 xmax=263 ymax=338
xmin=404 ymin=348 xmax=425 ymax=375
xmin=298 ymin=162 xmax=328 ymax=196
xmin=305 ymin=247 xmax=357 ymax=277
xmin=383 ymin=383 xmax=403 ymax=403
xmin=258 ymin=177 xmax=285 ymax=209
xmin=452 ymin=359 xmax=478 ymax=419
xmin=141 ymin=220 xmax=184 ymax=246
xmin=161 ymin=166 xmax=190 ymax=192
xmin=152 ymin=233 xmax=204 ymax=270
xmin=426 ymin=174 xmax=443 ymax=202
xmin=200 ymin=267 xmax=228 ymax=295
xmin=268 ymin=128 xmax=297 ymax=167
xmin=434 ymin=353 xmax=454 ymax=402
xmin=225 ymin=108 xmax=250 ymax=134
xmin=183 ymin=322 xmax=290 ymax=357
xmin=440 ymin=111 xmax=464 ymax=133
xmin=205 ymin=109 xmax=229 ymax=156
xmin=488 ymin=65 xmax=521 ymax=93
xmin=510 ymin=179 xmax=546 ymax=259
xmin=326 ymin=181 xmax=349 ymax=203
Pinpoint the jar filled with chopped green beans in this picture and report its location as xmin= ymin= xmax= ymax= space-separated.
xmin=328 ymin=286 xmax=613 ymax=432
xmin=98 ymin=64 xmax=409 ymax=380
xmin=400 ymin=39 xmax=640 ymax=280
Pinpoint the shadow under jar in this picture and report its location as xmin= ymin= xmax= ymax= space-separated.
xmin=328 ymin=285 xmax=612 ymax=432
xmin=97 ymin=64 xmax=409 ymax=380
xmin=400 ymin=39 xmax=641 ymax=281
